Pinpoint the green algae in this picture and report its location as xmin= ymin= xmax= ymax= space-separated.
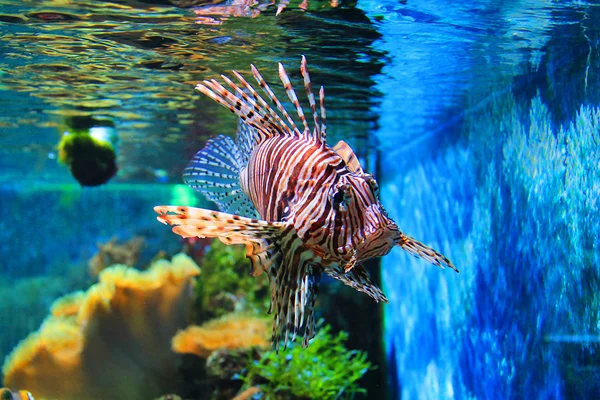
xmin=193 ymin=240 xmax=270 ymax=322
xmin=241 ymin=324 xmax=372 ymax=399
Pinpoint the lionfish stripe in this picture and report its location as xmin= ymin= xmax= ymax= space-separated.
xmin=278 ymin=62 xmax=310 ymax=135
xmin=398 ymin=233 xmax=459 ymax=272
xmin=251 ymin=64 xmax=303 ymax=136
xmin=300 ymin=55 xmax=321 ymax=141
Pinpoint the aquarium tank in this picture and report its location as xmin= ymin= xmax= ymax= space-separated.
xmin=0 ymin=0 xmax=598 ymax=399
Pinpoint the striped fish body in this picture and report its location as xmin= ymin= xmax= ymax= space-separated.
xmin=241 ymin=135 xmax=401 ymax=266
xmin=156 ymin=57 xmax=458 ymax=350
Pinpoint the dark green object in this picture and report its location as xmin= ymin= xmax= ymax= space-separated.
xmin=58 ymin=117 xmax=118 ymax=187
xmin=241 ymin=325 xmax=372 ymax=400
xmin=194 ymin=240 xmax=270 ymax=322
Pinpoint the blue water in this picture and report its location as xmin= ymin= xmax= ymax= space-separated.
xmin=363 ymin=1 xmax=600 ymax=398
xmin=1 ymin=0 xmax=599 ymax=398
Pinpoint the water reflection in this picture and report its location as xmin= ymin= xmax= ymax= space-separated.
xmin=0 ymin=0 xmax=384 ymax=184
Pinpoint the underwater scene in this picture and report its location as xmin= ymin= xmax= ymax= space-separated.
xmin=1 ymin=0 xmax=599 ymax=399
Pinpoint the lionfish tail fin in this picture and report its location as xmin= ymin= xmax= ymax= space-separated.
xmin=183 ymin=135 xmax=258 ymax=218
xmin=194 ymin=58 xmax=327 ymax=154
xmin=398 ymin=233 xmax=459 ymax=273
xmin=154 ymin=206 xmax=285 ymax=277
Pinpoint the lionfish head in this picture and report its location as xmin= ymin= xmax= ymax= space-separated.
xmin=327 ymin=172 xmax=401 ymax=264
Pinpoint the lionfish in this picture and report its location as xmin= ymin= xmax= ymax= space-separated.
xmin=155 ymin=56 xmax=458 ymax=350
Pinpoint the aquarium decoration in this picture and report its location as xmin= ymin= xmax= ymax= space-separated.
xmin=57 ymin=116 xmax=119 ymax=187
xmin=2 ymin=254 xmax=200 ymax=400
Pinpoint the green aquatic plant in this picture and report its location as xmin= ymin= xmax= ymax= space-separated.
xmin=194 ymin=240 xmax=270 ymax=321
xmin=241 ymin=325 xmax=372 ymax=400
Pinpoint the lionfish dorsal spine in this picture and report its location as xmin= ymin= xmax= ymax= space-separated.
xmin=195 ymin=57 xmax=328 ymax=157
xmin=300 ymin=55 xmax=322 ymax=142
xmin=231 ymin=70 xmax=291 ymax=134
xmin=319 ymin=85 xmax=327 ymax=140
xmin=251 ymin=63 xmax=303 ymax=136
xmin=278 ymin=62 xmax=311 ymax=135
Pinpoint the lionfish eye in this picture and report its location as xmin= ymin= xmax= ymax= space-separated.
xmin=1 ymin=390 xmax=12 ymax=400
xmin=332 ymin=189 xmax=345 ymax=206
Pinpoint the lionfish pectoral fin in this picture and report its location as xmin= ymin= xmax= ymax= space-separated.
xmin=183 ymin=135 xmax=259 ymax=219
xmin=398 ymin=233 xmax=459 ymax=273
xmin=154 ymin=206 xmax=286 ymax=277
xmin=332 ymin=140 xmax=364 ymax=173
xmin=324 ymin=264 xmax=388 ymax=303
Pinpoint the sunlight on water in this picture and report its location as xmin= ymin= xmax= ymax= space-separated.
xmin=0 ymin=0 xmax=384 ymax=184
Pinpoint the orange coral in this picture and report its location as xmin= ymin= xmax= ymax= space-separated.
xmin=172 ymin=314 xmax=270 ymax=358
xmin=3 ymin=254 xmax=200 ymax=400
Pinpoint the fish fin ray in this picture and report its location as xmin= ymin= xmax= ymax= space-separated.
xmin=324 ymin=264 xmax=388 ymax=303
xmin=270 ymin=245 xmax=321 ymax=352
xmin=333 ymin=140 xmax=363 ymax=173
xmin=235 ymin=119 xmax=260 ymax=166
xmin=183 ymin=135 xmax=258 ymax=218
xmin=300 ymin=55 xmax=322 ymax=142
xmin=398 ymin=233 xmax=459 ymax=272
xmin=251 ymin=63 xmax=302 ymax=136
xmin=195 ymin=59 xmax=326 ymax=157
xmin=278 ymin=62 xmax=310 ymax=136
xmin=319 ymin=85 xmax=327 ymax=139
xmin=155 ymin=206 xmax=286 ymax=276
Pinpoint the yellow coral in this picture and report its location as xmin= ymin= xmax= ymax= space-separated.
xmin=50 ymin=291 xmax=85 ymax=318
xmin=2 ymin=254 xmax=200 ymax=400
xmin=172 ymin=313 xmax=270 ymax=358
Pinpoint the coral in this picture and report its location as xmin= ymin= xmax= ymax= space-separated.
xmin=2 ymin=254 xmax=200 ymax=400
xmin=88 ymin=236 xmax=144 ymax=277
xmin=193 ymin=240 xmax=270 ymax=322
xmin=241 ymin=325 xmax=371 ymax=400
xmin=0 ymin=275 xmax=85 ymax=378
xmin=172 ymin=313 xmax=270 ymax=358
